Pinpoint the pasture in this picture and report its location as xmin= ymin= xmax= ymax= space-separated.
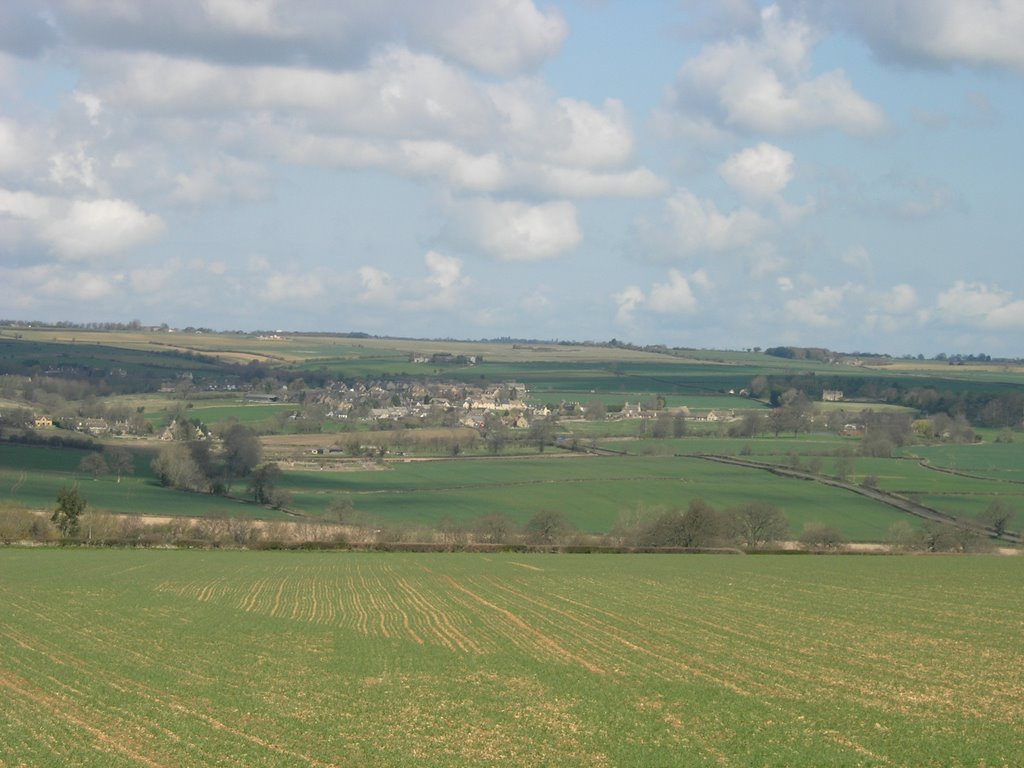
xmin=0 ymin=442 xmax=913 ymax=539
xmin=6 ymin=430 xmax=1024 ymax=540
xmin=0 ymin=444 xmax=291 ymax=521
xmin=1 ymin=550 xmax=1021 ymax=766
xmin=284 ymin=454 xmax=905 ymax=538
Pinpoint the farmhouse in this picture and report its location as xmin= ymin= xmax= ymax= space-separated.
xmin=34 ymin=415 xmax=53 ymax=428
xmin=822 ymin=389 xmax=844 ymax=402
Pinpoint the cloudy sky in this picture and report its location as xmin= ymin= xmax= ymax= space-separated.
xmin=1 ymin=1 xmax=1022 ymax=355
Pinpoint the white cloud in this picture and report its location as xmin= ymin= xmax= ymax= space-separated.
xmin=614 ymin=269 xmax=709 ymax=324
xmin=545 ymin=98 xmax=633 ymax=170
xmin=130 ymin=260 xmax=180 ymax=295
xmin=521 ymin=288 xmax=551 ymax=313
xmin=667 ymin=4 xmax=885 ymax=138
xmin=935 ymin=281 xmax=1024 ymax=329
xmin=719 ymin=142 xmax=794 ymax=201
xmin=91 ymin=46 xmax=660 ymax=202
xmin=0 ymin=189 xmax=164 ymax=259
xmin=532 ymin=166 xmax=666 ymax=199
xmin=883 ymin=283 xmax=918 ymax=314
xmin=414 ymin=251 xmax=470 ymax=310
xmin=690 ymin=269 xmax=714 ymax=291
xmin=614 ymin=285 xmax=646 ymax=325
xmin=841 ymin=245 xmax=872 ymax=272
xmin=664 ymin=189 xmax=771 ymax=254
xmin=49 ymin=145 xmax=103 ymax=192
xmin=38 ymin=1 xmax=566 ymax=76
xmin=784 ymin=285 xmax=849 ymax=327
xmin=357 ymin=252 xmax=470 ymax=312
xmin=415 ymin=0 xmax=567 ymax=76
xmin=358 ymin=266 xmax=396 ymax=304
xmin=260 ymin=272 xmax=326 ymax=303
xmin=0 ymin=118 xmax=42 ymax=175
xmin=203 ymin=0 xmax=278 ymax=34
xmin=835 ymin=0 xmax=1024 ymax=73
xmin=171 ymin=155 xmax=270 ymax=204
xmin=648 ymin=270 xmax=699 ymax=314
xmin=73 ymin=91 xmax=104 ymax=125
xmin=861 ymin=283 xmax=921 ymax=334
xmin=5 ymin=263 xmax=118 ymax=302
xmin=448 ymin=198 xmax=581 ymax=261
xmin=42 ymin=198 xmax=165 ymax=259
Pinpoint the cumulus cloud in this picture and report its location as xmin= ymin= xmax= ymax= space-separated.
xmin=664 ymin=189 xmax=771 ymax=254
xmin=0 ymin=118 xmax=43 ymax=175
xmin=446 ymin=198 xmax=581 ymax=261
xmin=42 ymin=198 xmax=165 ymax=259
xmin=544 ymin=98 xmax=633 ymax=170
xmin=412 ymin=251 xmax=470 ymax=310
xmin=357 ymin=252 xmax=470 ymax=311
xmin=49 ymin=144 xmax=104 ymax=193
xmin=719 ymin=142 xmax=794 ymax=200
xmin=666 ymin=4 xmax=885 ymax=138
xmin=0 ymin=189 xmax=165 ymax=260
xmin=832 ymin=0 xmax=1024 ymax=73
xmin=614 ymin=285 xmax=646 ymax=325
xmin=88 ymin=45 xmax=659 ymax=201
xmin=171 ymin=155 xmax=270 ymax=204
xmin=783 ymin=284 xmax=850 ymax=327
xmin=614 ymin=269 xmax=709 ymax=325
xmin=413 ymin=0 xmax=568 ymax=76
xmin=648 ymin=270 xmax=699 ymax=314
xmin=935 ymin=281 xmax=1024 ymax=329
xmin=12 ymin=1 xmax=565 ymax=75
xmin=882 ymin=283 xmax=919 ymax=314
xmin=3 ymin=263 xmax=117 ymax=303
xmin=358 ymin=266 xmax=396 ymax=304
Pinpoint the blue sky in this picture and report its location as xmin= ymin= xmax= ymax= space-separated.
xmin=1 ymin=1 xmax=1022 ymax=356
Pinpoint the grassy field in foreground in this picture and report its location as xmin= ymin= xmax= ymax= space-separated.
xmin=1 ymin=550 xmax=1021 ymax=766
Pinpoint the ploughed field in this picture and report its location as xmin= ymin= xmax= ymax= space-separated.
xmin=1 ymin=550 xmax=1022 ymax=766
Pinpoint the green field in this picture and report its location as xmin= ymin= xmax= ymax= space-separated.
xmin=6 ymin=434 xmax=1023 ymax=540
xmin=0 ymin=443 xmax=914 ymax=539
xmin=1 ymin=550 xmax=1021 ymax=766
xmin=282 ymin=455 xmax=904 ymax=538
xmin=4 ymin=329 xmax=1024 ymax=544
xmin=0 ymin=444 xmax=291 ymax=521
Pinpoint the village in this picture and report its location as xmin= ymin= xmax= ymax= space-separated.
xmin=38 ymin=372 xmax=722 ymax=442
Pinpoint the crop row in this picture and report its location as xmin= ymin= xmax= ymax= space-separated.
xmin=1 ymin=551 xmax=1022 ymax=765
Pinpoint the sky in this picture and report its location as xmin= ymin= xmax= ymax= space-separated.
xmin=1 ymin=1 xmax=1022 ymax=356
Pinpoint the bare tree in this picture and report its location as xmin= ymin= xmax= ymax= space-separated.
xmin=79 ymin=452 xmax=108 ymax=480
xmin=523 ymin=509 xmax=573 ymax=545
xmin=979 ymin=499 xmax=1017 ymax=539
xmin=152 ymin=443 xmax=208 ymax=492
xmin=105 ymin=447 xmax=135 ymax=483
xmin=221 ymin=424 xmax=262 ymax=489
xmin=728 ymin=502 xmax=788 ymax=548
xmin=472 ymin=512 xmax=515 ymax=544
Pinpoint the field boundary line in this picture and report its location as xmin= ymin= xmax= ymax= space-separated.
xmin=692 ymin=453 xmax=1022 ymax=544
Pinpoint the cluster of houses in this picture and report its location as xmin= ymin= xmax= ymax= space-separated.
xmin=306 ymin=379 xmax=548 ymax=429
xmin=304 ymin=379 xmax=729 ymax=430
xmin=24 ymin=369 xmax=736 ymax=439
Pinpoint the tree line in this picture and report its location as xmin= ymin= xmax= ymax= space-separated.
xmin=150 ymin=424 xmax=290 ymax=507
